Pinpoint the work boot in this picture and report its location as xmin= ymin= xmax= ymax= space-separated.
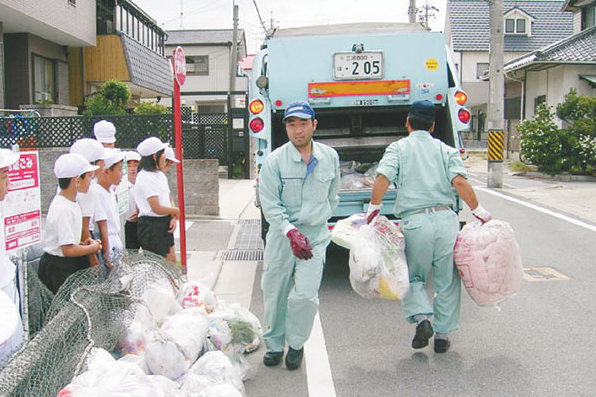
xmin=434 ymin=339 xmax=451 ymax=353
xmin=263 ymin=351 xmax=283 ymax=366
xmin=285 ymin=346 xmax=304 ymax=370
xmin=412 ymin=320 xmax=434 ymax=349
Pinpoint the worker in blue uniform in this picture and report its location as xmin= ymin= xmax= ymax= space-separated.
xmin=367 ymin=100 xmax=492 ymax=353
xmin=259 ymin=101 xmax=341 ymax=370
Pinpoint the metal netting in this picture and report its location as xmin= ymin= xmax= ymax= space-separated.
xmin=0 ymin=250 xmax=182 ymax=397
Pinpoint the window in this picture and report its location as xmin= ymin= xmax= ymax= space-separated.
xmin=33 ymin=55 xmax=55 ymax=103
xmin=506 ymin=19 xmax=515 ymax=33
xmin=582 ymin=5 xmax=596 ymax=30
xmin=516 ymin=19 xmax=526 ymax=34
xmin=476 ymin=62 xmax=489 ymax=79
xmin=505 ymin=16 xmax=529 ymax=35
xmin=186 ymin=56 xmax=209 ymax=76
xmin=534 ymin=95 xmax=546 ymax=112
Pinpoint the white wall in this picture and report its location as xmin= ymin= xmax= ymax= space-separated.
xmin=525 ymin=64 xmax=596 ymax=125
xmin=0 ymin=0 xmax=95 ymax=46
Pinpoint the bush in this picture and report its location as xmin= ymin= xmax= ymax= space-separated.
xmin=133 ymin=101 xmax=169 ymax=114
xmin=517 ymin=104 xmax=569 ymax=174
xmin=84 ymin=80 xmax=131 ymax=115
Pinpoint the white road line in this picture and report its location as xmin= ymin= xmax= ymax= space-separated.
xmin=304 ymin=312 xmax=337 ymax=397
xmin=468 ymin=175 xmax=515 ymax=189
xmin=474 ymin=186 xmax=596 ymax=233
xmin=173 ymin=220 xmax=194 ymax=239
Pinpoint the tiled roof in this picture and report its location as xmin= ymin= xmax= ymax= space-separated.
xmin=448 ymin=0 xmax=574 ymax=52
xmin=121 ymin=34 xmax=173 ymax=96
xmin=505 ymin=25 xmax=596 ymax=70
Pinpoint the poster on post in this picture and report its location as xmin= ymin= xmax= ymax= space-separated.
xmin=3 ymin=151 xmax=42 ymax=252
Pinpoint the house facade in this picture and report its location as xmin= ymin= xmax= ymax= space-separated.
xmin=446 ymin=0 xmax=573 ymax=141
xmin=161 ymin=29 xmax=248 ymax=113
xmin=504 ymin=0 xmax=596 ymax=129
xmin=0 ymin=0 xmax=172 ymax=113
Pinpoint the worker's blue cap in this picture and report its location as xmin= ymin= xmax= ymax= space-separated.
xmin=408 ymin=100 xmax=436 ymax=122
xmin=283 ymin=101 xmax=315 ymax=121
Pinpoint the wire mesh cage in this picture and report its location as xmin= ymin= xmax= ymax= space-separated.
xmin=0 ymin=250 xmax=182 ymax=397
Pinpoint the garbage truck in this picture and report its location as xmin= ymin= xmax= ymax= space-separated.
xmin=247 ymin=23 xmax=471 ymax=239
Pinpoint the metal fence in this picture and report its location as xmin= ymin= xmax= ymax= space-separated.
xmin=0 ymin=114 xmax=230 ymax=164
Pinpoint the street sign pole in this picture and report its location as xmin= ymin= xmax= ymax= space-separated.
xmin=172 ymin=46 xmax=187 ymax=275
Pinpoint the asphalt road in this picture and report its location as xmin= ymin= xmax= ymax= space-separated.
xmin=243 ymin=174 xmax=596 ymax=397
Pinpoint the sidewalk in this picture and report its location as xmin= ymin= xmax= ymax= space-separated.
xmin=465 ymin=153 xmax=596 ymax=225
xmin=180 ymin=178 xmax=260 ymax=309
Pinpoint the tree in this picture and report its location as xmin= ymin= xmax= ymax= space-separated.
xmin=84 ymin=80 xmax=131 ymax=115
xmin=133 ymin=101 xmax=169 ymax=114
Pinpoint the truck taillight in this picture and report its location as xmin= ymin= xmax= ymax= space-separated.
xmin=250 ymin=117 xmax=264 ymax=132
xmin=458 ymin=109 xmax=471 ymax=123
xmin=249 ymin=100 xmax=264 ymax=114
xmin=454 ymin=91 xmax=467 ymax=105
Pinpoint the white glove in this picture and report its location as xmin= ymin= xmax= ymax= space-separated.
xmin=472 ymin=204 xmax=492 ymax=224
xmin=366 ymin=203 xmax=382 ymax=224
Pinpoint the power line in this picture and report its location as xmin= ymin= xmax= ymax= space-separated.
xmin=251 ymin=0 xmax=269 ymax=36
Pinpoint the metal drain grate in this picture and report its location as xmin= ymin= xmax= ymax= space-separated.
xmin=238 ymin=219 xmax=261 ymax=225
xmin=234 ymin=219 xmax=264 ymax=250
xmin=221 ymin=249 xmax=263 ymax=261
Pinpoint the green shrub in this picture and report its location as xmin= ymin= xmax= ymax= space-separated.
xmin=84 ymin=80 xmax=131 ymax=115
xmin=133 ymin=101 xmax=169 ymax=114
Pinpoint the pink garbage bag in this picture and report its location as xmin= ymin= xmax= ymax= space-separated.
xmin=454 ymin=220 xmax=523 ymax=307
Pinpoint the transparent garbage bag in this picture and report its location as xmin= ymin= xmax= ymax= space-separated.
xmin=330 ymin=213 xmax=367 ymax=249
xmin=454 ymin=220 xmax=523 ymax=308
xmin=348 ymin=215 xmax=410 ymax=300
xmin=179 ymin=351 xmax=245 ymax=396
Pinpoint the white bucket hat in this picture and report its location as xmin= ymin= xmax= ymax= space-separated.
xmin=93 ymin=120 xmax=116 ymax=144
xmin=0 ymin=148 xmax=19 ymax=169
xmin=137 ymin=137 xmax=169 ymax=157
xmin=54 ymin=153 xmax=99 ymax=178
xmin=164 ymin=147 xmax=180 ymax=163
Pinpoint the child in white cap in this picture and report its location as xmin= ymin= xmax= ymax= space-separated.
xmin=159 ymin=146 xmax=180 ymax=263
xmin=135 ymin=137 xmax=179 ymax=261
xmin=38 ymin=153 xmax=102 ymax=294
xmin=90 ymin=149 xmax=126 ymax=270
xmin=93 ymin=120 xmax=116 ymax=148
xmin=0 ymin=148 xmax=24 ymax=368
xmin=70 ymin=138 xmax=111 ymax=267
xmin=121 ymin=151 xmax=141 ymax=250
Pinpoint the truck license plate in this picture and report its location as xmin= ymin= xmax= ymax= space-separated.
xmin=333 ymin=51 xmax=383 ymax=80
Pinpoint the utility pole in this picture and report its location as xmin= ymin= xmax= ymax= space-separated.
xmin=487 ymin=0 xmax=504 ymax=188
xmin=229 ymin=4 xmax=239 ymax=98
xmin=408 ymin=0 xmax=417 ymax=23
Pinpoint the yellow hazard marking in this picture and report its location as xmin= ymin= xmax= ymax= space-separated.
xmin=425 ymin=58 xmax=439 ymax=71
xmin=308 ymin=80 xmax=410 ymax=98
xmin=488 ymin=130 xmax=505 ymax=161
xmin=523 ymin=267 xmax=570 ymax=281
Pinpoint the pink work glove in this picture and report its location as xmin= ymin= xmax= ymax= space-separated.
xmin=286 ymin=229 xmax=313 ymax=260
xmin=472 ymin=204 xmax=492 ymax=224
xmin=366 ymin=204 xmax=382 ymax=225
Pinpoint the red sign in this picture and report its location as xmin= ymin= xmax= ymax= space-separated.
xmin=3 ymin=152 xmax=42 ymax=252
xmin=173 ymin=46 xmax=186 ymax=86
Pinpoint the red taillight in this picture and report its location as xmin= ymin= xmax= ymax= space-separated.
xmin=458 ymin=109 xmax=471 ymax=123
xmin=249 ymin=99 xmax=264 ymax=114
xmin=454 ymin=91 xmax=467 ymax=105
xmin=250 ymin=117 xmax=264 ymax=132
xmin=435 ymin=94 xmax=443 ymax=101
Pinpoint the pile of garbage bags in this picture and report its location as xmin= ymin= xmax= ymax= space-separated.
xmin=331 ymin=214 xmax=410 ymax=300
xmin=454 ymin=220 xmax=523 ymax=307
xmin=340 ymin=161 xmax=379 ymax=190
xmin=57 ymin=279 xmax=261 ymax=397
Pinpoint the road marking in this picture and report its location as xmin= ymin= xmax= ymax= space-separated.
xmin=468 ymin=174 xmax=516 ymax=188
xmin=173 ymin=220 xmax=193 ymax=239
xmin=474 ymin=186 xmax=596 ymax=233
xmin=304 ymin=312 xmax=337 ymax=397
xmin=523 ymin=267 xmax=570 ymax=281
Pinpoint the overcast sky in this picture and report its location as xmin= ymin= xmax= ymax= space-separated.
xmin=133 ymin=0 xmax=447 ymax=54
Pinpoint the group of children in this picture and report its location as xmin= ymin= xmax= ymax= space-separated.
xmin=38 ymin=120 xmax=181 ymax=294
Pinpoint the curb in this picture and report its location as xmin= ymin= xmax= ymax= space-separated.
xmin=511 ymin=172 xmax=596 ymax=182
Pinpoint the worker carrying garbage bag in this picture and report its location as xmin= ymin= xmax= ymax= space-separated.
xmin=366 ymin=100 xmax=492 ymax=354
